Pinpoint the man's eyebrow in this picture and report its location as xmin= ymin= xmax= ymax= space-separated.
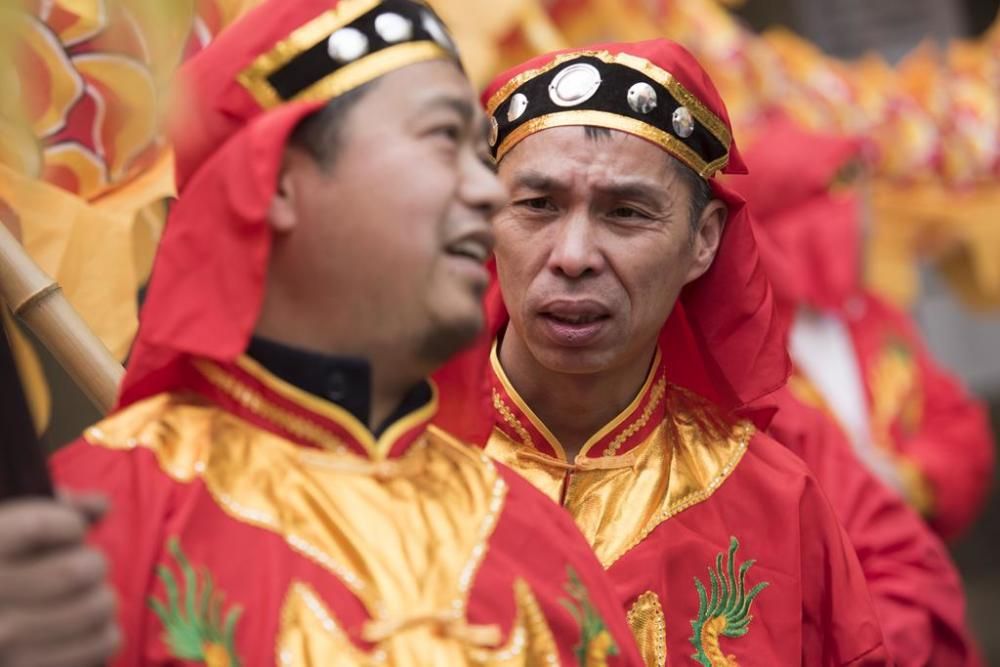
xmin=510 ymin=170 xmax=567 ymax=192
xmin=594 ymin=179 xmax=667 ymax=206
xmin=417 ymin=94 xmax=475 ymax=122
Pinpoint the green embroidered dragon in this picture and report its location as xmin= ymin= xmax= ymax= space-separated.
xmin=561 ymin=566 xmax=620 ymax=667
xmin=689 ymin=536 xmax=769 ymax=667
xmin=148 ymin=537 xmax=243 ymax=667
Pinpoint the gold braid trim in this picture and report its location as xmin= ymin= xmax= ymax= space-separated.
xmin=491 ymin=388 xmax=533 ymax=449
xmin=605 ymin=377 xmax=667 ymax=457
xmin=193 ymin=359 xmax=349 ymax=453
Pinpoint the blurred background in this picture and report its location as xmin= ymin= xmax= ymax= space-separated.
xmin=0 ymin=0 xmax=997 ymax=660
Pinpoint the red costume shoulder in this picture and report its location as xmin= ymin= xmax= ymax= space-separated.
xmin=605 ymin=428 xmax=889 ymax=666
xmin=53 ymin=391 xmax=646 ymax=666
xmin=486 ymin=460 xmax=645 ymax=666
xmin=767 ymin=387 xmax=982 ymax=665
xmin=849 ymin=291 xmax=994 ymax=539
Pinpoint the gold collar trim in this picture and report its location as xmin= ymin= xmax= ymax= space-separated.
xmin=193 ymin=355 xmax=437 ymax=461
xmin=489 ymin=341 xmax=566 ymax=459
xmin=489 ymin=340 xmax=664 ymax=460
xmin=485 ymin=384 xmax=755 ymax=567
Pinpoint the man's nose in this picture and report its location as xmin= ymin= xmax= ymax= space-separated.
xmin=461 ymin=151 xmax=508 ymax=220
xmin=547 ymin=210 xmax=604 ymax=279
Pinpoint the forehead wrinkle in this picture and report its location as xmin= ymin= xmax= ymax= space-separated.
xmin=503 ymin=127 xmax=679 ymax=197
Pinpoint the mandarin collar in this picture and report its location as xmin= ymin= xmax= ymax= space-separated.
xmin=489 ymin=337 xmax=666 ymax=460
xmin=246 ymin=336 xmax=431 ymax=437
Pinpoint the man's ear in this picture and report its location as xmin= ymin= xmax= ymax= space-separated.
xmin=268 ymin=151 xmax=308 ymax=233
xmin=684 ymin=199 xmax=727 ymax=285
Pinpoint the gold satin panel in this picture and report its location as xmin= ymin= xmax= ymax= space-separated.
xmin=626 ymin=591 xmax=667 ymax=667
xmin=276 ymin=578 xmax=559 ymax=667
xmin=84 ymin=392 xmax=560 ymax=665
xmin=487 ymin=373 xmax=753 ymax=568
xmin=277 ymin=582 xmax=376 ymax=666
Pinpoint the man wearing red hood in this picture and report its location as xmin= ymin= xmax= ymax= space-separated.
xmin=731 ymin=114 xmax=994 ymax=543
xmin=19 ymin=1 xmax=646 ymax=665
xmin=760 ymin=388 xmax=982 ymax=665
xmin=435 ymin=40 xmax=889 ymax=665
xmin=729 ymin=115 xmax=988 ymax=665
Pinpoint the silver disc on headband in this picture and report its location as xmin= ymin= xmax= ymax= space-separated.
xmin=507 ymin=93 xmax=529 ymax=122
xmin=327 ymin=27 xmax=369 ymax=64
xmin=548 ymin=63 xmax=602 ymax=107
xmin=672 ymin=106 xmax=695 ymax=138
xmin=374 ymin=13 xmax=413 ymax=43
xmin=627 ymin=82 xmax=658 ymax=114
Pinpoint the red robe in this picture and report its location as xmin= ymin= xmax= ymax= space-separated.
xmin=789 ymin=291 xmax=994 ymax=540
xmin=52 ymin=355 xmax=643 ymax=666
xmin=727 ymin=114 xmax=994 ymax=540
xmin=766 ymin=387 xmax=982 ymax=665
xmin=479 ymin=343 xmax=889 ymax=666
xmin=845 ymin=291 xmax=992 ymax=539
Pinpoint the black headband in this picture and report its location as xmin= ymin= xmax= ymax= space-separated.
xmin=486 ymin=51 xmax=731 ymax=177
xmin=238 ymin=0 xmax=459 ymax=109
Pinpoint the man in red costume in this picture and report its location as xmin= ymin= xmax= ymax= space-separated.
xmin=731 ymin=114 xmax=994 ymax=542
xmin=11 ymin=1 xmax=647 ymax=664
xmin=435 ymin=39 xmax=889 ymax=665
xmin=730 ymin=115 xmax=987 ymax=665
xmin=764 ymin=391 xmax=982 ymax=665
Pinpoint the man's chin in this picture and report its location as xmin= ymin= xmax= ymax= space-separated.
xmin=417 ymin=313 xmax=484 ymax=365
xmin=530 ymin=340 xmax=617 ymax=376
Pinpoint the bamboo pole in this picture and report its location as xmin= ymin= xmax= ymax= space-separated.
xmin=0 ymin=222 xmax=123 ymax=414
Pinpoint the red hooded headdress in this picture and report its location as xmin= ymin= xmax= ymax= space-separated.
xmin=726 ymin=113 xmax=866 ymax=315
xmin=118 ymin=0 xmax=460 ymax=407
xmin=435 ymin=39 xmax=790 ymax=440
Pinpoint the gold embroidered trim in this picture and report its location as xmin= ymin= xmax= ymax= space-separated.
xmin=491 ymin=388 xmax=533 ymax=449
xmin=516 ymin=579 xmax=562 ymax=664
xmin=362 ymin=612 xmax=501 ymax=646
xmin=453 ymin=459 xmax=509 ymax=614
xmin=276 ymin=581 xmax=385 ymax=666
xmin=495 ymin=110 xmax=727 ymax=178
xmin=469 ymin=625 xmax=527 ymax=664
xmin=604 ymin=377 xmax=667 ymax=457
xmin=515 ymin=579 xmax=560 ymax=666
xmin=578 ymin=347 xmax=662 ymax=457
xmin=193 ymin=359 xmax=350 ymax=454
xmin=467 ymin=579 xmax=558 ymax=665
xmin=616 ymin=420 xmax=753 ymax=563
xmin=197 ymin=357 xmax=438 ymax=460
xmin=211 ymin=487 xmax=374 ymax=607
xmin=626 ymin=591 xmax=667 ymax=667
xmin=486 ymin=49 xmax=731 ymax=159
xmin=85 ymin=418 xmax=375 ymax=610
xmin=489 ymin=342 xmax=567 ymax=459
